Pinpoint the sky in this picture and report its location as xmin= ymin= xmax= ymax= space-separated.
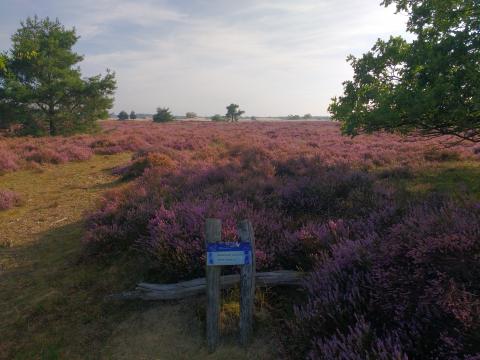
xmin=0 ymin=0 xmax=409 ymax=116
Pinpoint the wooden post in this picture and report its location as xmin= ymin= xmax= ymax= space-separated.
xmin=205 ymin=218 xmax=222 ymax=353
xmin=238 ymin=219 xmax=256 ymax=346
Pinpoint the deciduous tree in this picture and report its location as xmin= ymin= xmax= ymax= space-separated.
xmin=329 ymin=0 xmax=480 ymax=143
xmin=118 ymin=111 xmax=129 ymax=120
xmin=226 ymin=104 xmax=244 ymax=122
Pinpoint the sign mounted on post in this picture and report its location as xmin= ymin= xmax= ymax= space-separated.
xmin=207 ymin=242 xmax=252 ymax=266
xmin=206 ymin=219 xmax=256 ymax=353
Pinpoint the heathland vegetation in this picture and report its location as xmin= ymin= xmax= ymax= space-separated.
xmin=1 ymin=0 xmax=480 ymax=358
xmin=1 ymin=120 xmax=479 ymax=358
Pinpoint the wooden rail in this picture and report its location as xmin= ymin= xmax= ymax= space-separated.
xmin=107 ymin=270 xmax=304 ymax=301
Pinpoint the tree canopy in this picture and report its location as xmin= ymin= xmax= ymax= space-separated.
xmin=153 ymin=107 xmax=174 ymax=122
xmin=129 ymin=110 xmax=137 ymax=120
xmin=226 ymin=104 xmax=244 ymax=122
xmin=118 ymin=111 xmax=128 ymax=120
xmin=0 ymin=16 xmax=116 ymax=136
xmin=329 ymin=0 xmax=480 ymax=142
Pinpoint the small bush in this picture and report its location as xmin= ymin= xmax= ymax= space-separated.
xmin=25 ymin=148 xmax=68 ymax=164
xmin=115 ymin=152 xmax=175 ymax=180
xmin=211 ymin=114 xmax=225 ymax=122
xmin=0 ymin=189 xmax=22 ymax=210
xmin=0 ymin=147 xmax=19 ymax=173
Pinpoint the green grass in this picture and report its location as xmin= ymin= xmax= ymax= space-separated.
xmin=0 ymin=153 xmax=140 ymax=359
xmin=400 ymin=160 xmax=480 ymax=200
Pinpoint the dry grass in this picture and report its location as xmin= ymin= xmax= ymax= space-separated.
xmin=102 ymin=299 xmax=277 ymax=360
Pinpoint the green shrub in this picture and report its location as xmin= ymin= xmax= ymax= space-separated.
xmin=211 ymin=114 xmax=225 ymax=122
xmin=153 ymin=108 xmax=174 ymax=123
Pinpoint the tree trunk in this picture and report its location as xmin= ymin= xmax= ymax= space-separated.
xmin=48 ymin=104 xmax=56 ymax=136
xmin=49 ymin=118 xmax=56 ymax=136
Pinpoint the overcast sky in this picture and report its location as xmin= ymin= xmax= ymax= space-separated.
xmin=0 ymin=0 xmax=409 ymax=116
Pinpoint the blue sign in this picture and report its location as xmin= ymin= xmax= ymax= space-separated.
xmin=207 ymin=242 xmax=252 ymax=266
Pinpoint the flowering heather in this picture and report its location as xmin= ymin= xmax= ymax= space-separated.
xmin=285 ymin=201 xmax=480 ymax=359
xmin=5 ymin=120 xmax=471 ymax=358
xmin=83 ymin=155 xmax=392 ymax=281
xmin=0 ymin=120 xmax=478 ymax=174
xmin=0 ymin=189 xmax=22 ymax=211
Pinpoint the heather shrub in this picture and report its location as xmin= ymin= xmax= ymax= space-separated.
xmin=0 ymin=146 xmax=19 ymax=173
xmin=83 ymin=185 xmax=164 ymax=256
xmin=58 ymin=144 xmax=93 ymax=161
xmin=24 ymin=147 xmax=69 ymax=164
xmin=90 ymin=138 xmax=123 ymax=155
xmin=0 ymin=121 xmax=474 ymax=175
xmin=285 ymin=201 xmax=480 ymax=359
xmin=145 ymin=198 xmax=282 ymax=281
xmin=84 ymin=150 xmax=391 ymax=282
xmin=424 ymin=148 xmax=462 ymax=162
xmin=77 ymin=121 xmax=480 ymax=357
xmin=274 ymin=160 xmax=380 ymax=220
xmin=0 ymin=189 xmax=22 ymax=210
xmin=115 ymin=152 xmax=175 ymax=180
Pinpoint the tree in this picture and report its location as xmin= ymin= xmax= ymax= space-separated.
xmin=288 ymin=114 xmax=301 ymax=120
xmin=304 ymin=113 xmax=312 ymax=119
xmin=211 ymin=114 xmax=225 ymax=122
xmin=225 ymin=103 xmax=244 ymax=122
xmin=329 ymin=0 xmax=480 ymax=143
xmin=118 ymin=111 xmax=128 ymax=120
xmin=129 ymin=110 xmax=137 ymax=120
xmin=153 ymin=107 xmax=174 ymax=122
xmin=0 ymin=16 xmax=116 ymax=136
xmin=186 ymin=112 xmax=197 ymax=118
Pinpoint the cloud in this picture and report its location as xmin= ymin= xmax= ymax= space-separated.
xmin=66 ymin=0 xmax=187 ymax=38
xmin=0 ymin=0 xmax=410 ymax=115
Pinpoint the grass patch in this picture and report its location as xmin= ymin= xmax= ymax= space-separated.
xmin=0 ymin=153 xmax=142 ymax=359
xmin=393 ymin=160 xmax=480 ymax=200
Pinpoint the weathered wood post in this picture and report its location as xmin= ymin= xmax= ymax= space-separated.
xmin=206 ymin=218 xmax=221 ymax=353
xmin=205 ymin=218 xmax=255 ymax=352
xmin=238 ymin=219 xmax=256 ymax=346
